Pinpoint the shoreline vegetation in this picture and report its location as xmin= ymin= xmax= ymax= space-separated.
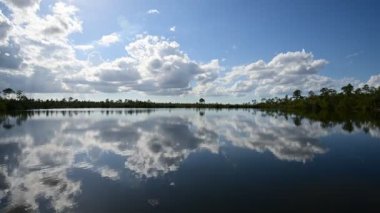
xmin=0 ymin=84 xmax=379 ymax=114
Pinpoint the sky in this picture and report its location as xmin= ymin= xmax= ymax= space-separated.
xmin=0 ymin=0 xmax=379 ymax=103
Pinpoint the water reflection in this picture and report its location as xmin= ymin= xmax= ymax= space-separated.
xmin=0 ymin=109 xmax=379 ymax=211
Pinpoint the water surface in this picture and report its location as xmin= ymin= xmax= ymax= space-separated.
xmin=0 ymin=109 xmax=380 ymax=212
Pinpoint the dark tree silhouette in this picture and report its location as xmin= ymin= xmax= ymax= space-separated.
xmin=362 ymin=84 xmax=370 ymax=93
xmin=320 ymin=88 xmax=329 ymax=96
xmin=354 ymin=88 xmax=362 ymax=95
xmin=320 ymin=88 xmax=337 ymax=96
xmin=293 ymin=89 xmax=302 ymax=99
xmin=341 ymin=84 xmax=354 ymax=95
xmin=0 ymin=84 xmax=379 ymax=113
xmin=3 ymin=88 xmax=15 ymax=99
xmin=16 ymin=90 xmax=24 ymax=100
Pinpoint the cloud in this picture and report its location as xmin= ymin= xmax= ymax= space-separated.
xmin=0 ymin=66 xmax=67 ymax=92
xmin=42 ymin=2 xmax=82 ymax=37
xmin=97 ymin=32 xmax=120 ymax=46
xmin=0 ymin=0 xmax=375 ymax=98
xmin=193 ymin=50 xmax=345 ymax=97
xmin=195 ymin=59 xmax=221 ymax=84
xmin=147 ymin=9 xmax=159 ymax=15
xmin=169 ymin=26 xmax=176 ymax=32
xmin=367 ymin=74 xmax=380 ymax=87
xmin=0 ymin=10 xmax=12 ymax=45
xmin=98 ymin=166 xmax=120 ymax=180
xmin=65 ymin=35 xmax=218 ymax=95
xmin=124 ymin=35 xmax=200 ymax=94
xmin=1 ymin=0 xmax=40 ymax=9
xmin=0 ymin=41 xmax=23 ymax=69
xmin=74 ymin=44 xmax=94 ymax=51
xmin=346 ymin=51 xmax=361 ymax=59
xmin=0 ymin=1 xmax=85 ymax=93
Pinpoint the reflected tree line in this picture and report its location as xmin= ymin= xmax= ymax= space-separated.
xmin=262 ymin=109 xmax=380 ymax=134
xmin=1 ymin=108 xmax=380 ymax=135
xmin=0 ymin=109 xmax=154 ymax=129
xmin=0 ymin=112 xmax=28 ymax=129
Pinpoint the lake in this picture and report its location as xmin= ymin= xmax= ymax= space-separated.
xmin=0 ymin=109 xmax=380 ymax=212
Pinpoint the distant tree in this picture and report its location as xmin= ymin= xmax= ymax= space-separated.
xmin=293 ymin=89 xmax=302 ymax=100
xmin=369 ymin=86 xmax=377 ymax=94
xmin=320 ymin=87 xmax=329 ymax=96
xmin=341 ymin=84 xmax=354 ymax=95
xmin=320 ymin=88 xmax=337 ymax=96
xmin=3 ymin=88 xmax=15 ymax=99
xmin=354 ymin=88 xmax=362 ymax=95
xmin=328 ymin=89 xmax=337 ymax=96
xmin=308 ymin=90 xmax=315 ymax=97
xmin=293 ymin=116 xmax=302 ymax=126
xmin=16 ymin=90 xmax=23 ymax=100
xmin=252 ymin=99 xmax=257 ymax=104
xmin=342 ymin=120 xmax=354 ymax=133
xmin=362 ymin=84 xmax=370 ymax=93
xmin=199 ymin=98 xmax=205 ymax=104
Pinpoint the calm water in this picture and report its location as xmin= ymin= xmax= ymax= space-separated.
xmin=0 ymin=109 xmax=380 ymax=212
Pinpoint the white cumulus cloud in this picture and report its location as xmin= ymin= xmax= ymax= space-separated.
xmin=74 ymin=44 xmax=94 ymax=51
xmin=147 ymin=9 xmax=159 ymax=14
xmin=65 ymin=35 xmax=219 ymax=95
xmin=367 ymin=74 xmax=380 ymax=87
xmin=97 ymin=32 xmax=120 ymax=46
xmin=192 ymin=50 xmax=359 ymax=98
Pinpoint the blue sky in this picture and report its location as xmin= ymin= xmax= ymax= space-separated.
xmin=71 ymin=0 xmax=380 ymax=78
xmin=0 ymin=0 xmax=379 ymax=103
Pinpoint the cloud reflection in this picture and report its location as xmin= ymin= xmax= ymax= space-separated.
xmin=0 ymin=109 xmax=379 ymax=211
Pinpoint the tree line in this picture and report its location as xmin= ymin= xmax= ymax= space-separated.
xmin=0 ymin=88 xmax=252 ymax=112
xmin=1 ymin=83 xmax=379 ymax=113
xmin=255 ymin=83 xmax=380 ymax=113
